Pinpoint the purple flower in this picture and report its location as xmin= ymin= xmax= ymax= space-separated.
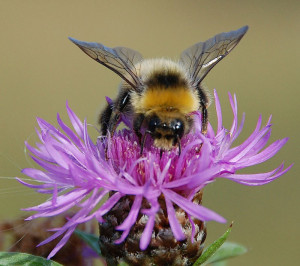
xmin=19 ymin=90 xmax=292 ymax=259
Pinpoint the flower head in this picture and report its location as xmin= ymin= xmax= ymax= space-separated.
xmin=19 ymin=90 xmax=291 ymax=259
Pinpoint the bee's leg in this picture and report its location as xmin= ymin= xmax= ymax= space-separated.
xmin=201 ymin=106 xmax=208 ymax=134
xmin=99 ymin=102 xmax=113 ymax=136
xmin=176 ymin=135 xmax=182 ymax=156
xmin=160 ymin=149 xmax=164 ymax=159
xmin=133 ymin=113 xmax=145 ymax=145
xmin=99 ymin=92 xmax=131 ymax=136
xmin=99 ymin=92 xmax=131 ymax=159
xmin=108 ymin=92 xmax=131 ymax=134
xmin=140 ymin=132 xmax=149 ymax=155
xmin=99 ymin=103 xmax=114 ymax=160
xmin=196 ymin=85 xmax=209 ymax=134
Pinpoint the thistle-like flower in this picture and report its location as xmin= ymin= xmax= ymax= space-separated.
xmin=19 ymin=90 xmax=291 ymax=265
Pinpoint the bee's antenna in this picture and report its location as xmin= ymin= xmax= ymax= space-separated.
xmin=160 ymin=149 xmax=163 ymax=159
xmin=177 ymin=135 xmax=182 ymax=156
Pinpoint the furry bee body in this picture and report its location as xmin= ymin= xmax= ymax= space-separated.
xmin=69 ymin=26 xmax=248 ymax=154
xmin=125 ymin=58 xmax=202 ymax=151
xmin=131 ymin=59 xmax=200 ymax=115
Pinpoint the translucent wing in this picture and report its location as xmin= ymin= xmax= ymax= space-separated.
xmin=69 ymin=37 xmax=144 ymax=90
xmin=179 ymin=26 xmax=248 ymax=87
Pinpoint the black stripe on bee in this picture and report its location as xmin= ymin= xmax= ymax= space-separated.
xmin=145 ymin=72 xmax=188 ymax=88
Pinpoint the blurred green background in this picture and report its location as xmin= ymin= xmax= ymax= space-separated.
xmin=0 ymin=0 xmax=299 ymax=265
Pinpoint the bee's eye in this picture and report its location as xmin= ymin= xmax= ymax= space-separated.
xmin=172 ymin=119 xmax=184 ymax=138
xmin=148 ymin=116 xmax=160 ymax=133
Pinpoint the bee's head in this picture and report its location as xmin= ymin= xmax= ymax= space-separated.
xmin=146 ymin=114 xmax=186 ymax=152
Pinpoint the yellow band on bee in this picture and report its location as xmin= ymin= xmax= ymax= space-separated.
xmin=139 ymin=87 xmax=199 ymax=114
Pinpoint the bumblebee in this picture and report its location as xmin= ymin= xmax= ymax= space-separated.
xmin=69 ymin=26 xmax=248 ymax=154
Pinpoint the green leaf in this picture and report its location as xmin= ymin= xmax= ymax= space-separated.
xmin=193 ymin=223 xmax=233 ymax=266
xmin=74 ymin=229 xmax=101 ymax=255
xmin=204 ymin=241 xmax=247 ymax=265
xmin=0 ymin=252 xmax=62 ymax=266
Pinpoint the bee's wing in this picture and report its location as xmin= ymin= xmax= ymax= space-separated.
xmin=69 ymin=37 xmax=144 ymax=90
xmin=179 ymin=26 xmax=248 ymax=87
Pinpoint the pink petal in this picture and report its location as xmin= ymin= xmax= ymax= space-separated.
xmin=165 ymin=196 xmax=185 ymax=240
xmin=163 ymin=189 xmax=226 ymax=223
